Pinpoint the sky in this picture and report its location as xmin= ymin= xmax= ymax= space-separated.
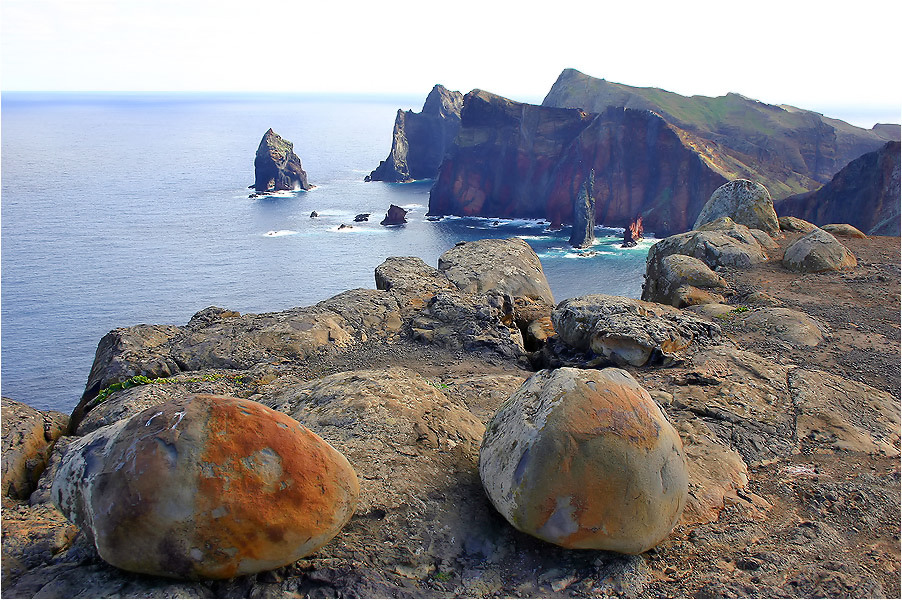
xmin=2 ymin=0 xmax=900 ymax=127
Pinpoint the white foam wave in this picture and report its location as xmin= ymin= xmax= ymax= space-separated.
xmin=263 ymin=230 xmax=298 ymax=237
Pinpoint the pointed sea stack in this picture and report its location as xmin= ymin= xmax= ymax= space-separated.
xmin=253 ymin=129 xmax=313 ymax=193
xmin=367 ymin=85 xmax=464 ymax=182
xmin=569 ymin=170 xmax=596 ymax=248
xmin=380 ymin=204 xmax=408 ymax=226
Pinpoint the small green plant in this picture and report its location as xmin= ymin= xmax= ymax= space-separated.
xmin=731 ymin=305 xmax=750 ymax=313
xmin=428 ymin=381 xmax=450 ymax=390
xmin=434 ymin=571 xmax=453 ymax=582
xmin=91 ymin=372 xmax=246 ymax=404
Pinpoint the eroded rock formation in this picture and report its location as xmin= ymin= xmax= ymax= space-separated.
xmin=367 ymin=84 xmax=464 ymax=182
xmin=253 ymin=129 xmax=312 ymax=193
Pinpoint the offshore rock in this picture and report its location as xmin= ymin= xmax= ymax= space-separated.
xmin=479 ymin=367 xmax=688 ymax=554
xmin=52 ymin=395 xmax=359 ymax=580
xmin=694 ymin=180 xmax=780 ymax=235
xmin=253 ymin=128 xmax=312 ymax=193
xmin=1 ymin=398 xmax=69 ymax=500
xmin=782 ymin=228 xmax=857 ymax=272
xmin=569 ymin=170 xmax=596 ymax=248
xmin=776 ymin=141 xmax=901 ymax=235
xmin=367 ymin=84 xmax=464 ymax=182
xmin=428 ymin=89 xmax=728 ymax=235
xmin=380 ymin=204 xmax=408 ymax=225
xmin=438 ymin=237 xmax=554 ymax=305
xmin=552 ymin=294 xmax=721 ymax=367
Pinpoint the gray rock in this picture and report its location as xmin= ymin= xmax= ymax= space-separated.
xmin=569 ymin=170 xmax=596 ymax=248
xmin=380 ymin=204 xmax=408 ymax=226
xmin=779 ymin=216 xmax=817 ymax=233
xmin=253 ymin=128 xmax=312 ymax=192
xmin=479 ymin=367 xmax=688 ymax=553
xmin=782 ymin=228 xmax=857 ymax=272
xmin=438 ymin=237 xmax=555 ymax=304
xmin=694 ymin=179 xmax=779 ymax=234
xmin=641 ymin=253 xmax=728 ymax=308
xmin=645 ymin=225 xmax=767 ymax=277
xmin=552 ymin=294 xmax=721 ymax=367
xmin=740 ymin=307 xmax=827 ymax=347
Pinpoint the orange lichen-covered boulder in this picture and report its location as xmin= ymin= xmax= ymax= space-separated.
xmin=478 ymin=368 xmax=688 ymax=554
xmin=51 ymin=394 xmax=359 ymax=580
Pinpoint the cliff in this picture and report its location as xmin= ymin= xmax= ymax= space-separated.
xmin=253 ymin=129 xmax=312 ymax=192
xmin=366 ymin=84 xmax=464 ymax=182
xmin=543 ymin=68 xmax=900 ymax=199
xmin=775 ymin=141 xmax=901 ymax=235
xmin=428 ymin=89 xmax=728 ymax=235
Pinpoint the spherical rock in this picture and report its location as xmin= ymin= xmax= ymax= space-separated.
xmin=479 ymin=368 xmax=689 ymax=554
xmin=694 ymin=179 xmax=779 ymax=234
xmin=782 ymin=228 xmax=857 ymax=272
xmin=52 ymin=394 xmax=359 ymax=580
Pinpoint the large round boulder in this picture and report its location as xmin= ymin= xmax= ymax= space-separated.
xmin=52 ymin=394 xmax=359 ymax=580
xmin=641 ymin=253 xmax=729 ymax=308
xmin=694 ymin=179 xmax=780 ymax=234
xmin=479 ymin=368 xmax=689 ymax=554
xmin=782 ymin=228 xmax=857 ymax=273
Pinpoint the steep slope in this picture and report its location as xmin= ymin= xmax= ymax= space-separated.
xmin=775 ymin=141 xmax=901 ymax=235
xmin=366 ymin=85 xmax=463 ymax=182
xmin=427 ymin=90 xmax=728 ymax=235
xmin=543 ymin=68 xmax=899 ymax=198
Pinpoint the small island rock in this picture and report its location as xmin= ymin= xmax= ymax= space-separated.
xmin=254 ymin=128 xmax=313 ymax=193
xmin=479 ymin=367 xmax=689 ymax=554
xmin=380 ymin=204 xmax=408 ymax=226
xmin=52 ymin=394 xmax=359 ymax=580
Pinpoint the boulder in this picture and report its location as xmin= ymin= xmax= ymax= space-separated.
xmin=552 ymin=294 xmax=721 ymax=367
xmin=52 ymin=395 xmax=359 ymax=580
xmin=1 ymin=398 xmax=69 ymax=500
xmin=479 ymin=367 xmax=688 ymax=554
xmin=740 ymin=307 xmax=827 ymax=347
xmin=694 ymin=179 xmax=780 ymax=234
xmin=645 ymin=225 xmax=767 ymax=275
xmin=380 ymin=204 xmax=408 ymax=226
xmin=779 ymin=216 xmax=817 ymax=233
xmin=438 ymin=238 xmax=554 ymax=305
xmin=253 ymin=129 xmax=312 ymax=192
xmin=367 ymin=84 xmax=464 ymax=182
xmin=782 ymin=228 xmax=857 ymax=273
xmin=821 ymin=223 xmax=867 ymax=238
xmin=353 ymin=213 xmax=370 ymax=222
xmin=374 ymin=256 xmax=455 ymax=301
xmin=641 ymin=253 xmax=728 ymax=308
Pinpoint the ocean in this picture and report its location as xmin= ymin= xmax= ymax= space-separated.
xmin=1 ymin=92 xmax=655 ymax=413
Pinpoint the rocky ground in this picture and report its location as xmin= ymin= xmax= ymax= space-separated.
xmin=2 ymin=230 xmax=899 ymax=598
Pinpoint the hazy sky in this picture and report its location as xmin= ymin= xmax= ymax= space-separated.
xmin=2 ymin=0 xmax=900 ymax=126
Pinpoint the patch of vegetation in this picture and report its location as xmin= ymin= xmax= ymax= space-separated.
xmin=428 ymin=381 xmax=451 ymax=390
xmin=92 ymin=372 xmax=245 ymax=404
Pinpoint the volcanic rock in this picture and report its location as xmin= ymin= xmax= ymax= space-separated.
xmin=552 ymin=294 xmax=721 ymax=367
xmin=52 ymin=394 xmax=359 ymax=580
xmin=821 ymin=223 xmax=867 ymax=238
xmin=478 ymin=367 xmax=689 ymax=554
xmin=380 ymin=204 xmax=408 ymax=225
xmin=353 ymin=213 xmax=370 ymax=222
xmin=641 ymin=253 xmax=729 ymax=308
xmin=782 ymin=228 xmax=857 ymax=272
xmin=438 ymin=237 xmax=554 ymax=304
xmin=367 ymin=84 xmax=463 ymax=182
xmin=253 ymin=129 xmax=312 ymax=193
xmin=739 ymin=307 xmax=827 ymax=347
xmin=645 ymin=224 xmax=767 ymax=273
xmin=694 ymin=180 xmax=780 ymax=235
xmin=776 ymin=141 xmax=901 ymax=235
xmin=779 ymin=216 xmax=817 ymax=233
xmin=1 ymin=398 xmax=68 ymax=500
xmin=569 ymin=170 xmax=596 ymax=248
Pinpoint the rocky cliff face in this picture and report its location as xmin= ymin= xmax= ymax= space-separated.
xmin=428 ymin=90 xmax=728 ymax=235
xmin=253 ymin=129 xmax=312 ymax=192
xmin=543 ymin=68 xmax=900 ymax=199
xmin=366 ymin=85 xmax=464 ymax=182
xmin=775 ymin=141 xmax=901 ymax=235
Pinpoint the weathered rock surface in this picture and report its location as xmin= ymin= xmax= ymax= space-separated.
xmin=52 ymin=395 xmax=359 ymax=580
xmin=782 ymin=228 xmax=857 ymax=272
xmin=641 ymin=253 xmax=728 ymax=308
xmin=1 ymin=398 xmax=69 ymax=500
xmin=367 ymin=84 xmax=463 ymax=182
xmin=776 ymin=140 xmax=901 ymax=235
xmin=253 ymin=129 xmax=312 ymax=192
xmin=694 ymin=179 xmax=780 ymax=234
xmin=438 ymin=237 xmax=554 ymax=305
xmin=379 ymin=204 xmax=408 ymax=225
xmin=428 ymin=89 xmax=728 ymax=235
xmin=479 ymin=367 xmax=688 ymax=554
xmin=644 ymin=224 xmax=768 ymax=277
xmin=543 ymin=68 xmax=899 ymax=199
xmin=779 ymin=215 xmax=817 ymax=233
xmin=552 ymin=294 xmax=721 ymax=367
xmin=569 ymin=170 xmax=596 ymax=248
xmin=821 ymin=223 xmax=867 ymax=238
xmin=739 ymin=307 xmax=827 ymax=347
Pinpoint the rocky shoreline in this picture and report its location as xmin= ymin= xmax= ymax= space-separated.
xmin=2 ymin=189 xmax=900 ymax=598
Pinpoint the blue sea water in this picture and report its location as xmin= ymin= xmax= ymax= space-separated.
xmin=1 ymin=92 xmax=654 ymax=413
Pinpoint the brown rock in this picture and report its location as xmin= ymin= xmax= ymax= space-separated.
xmin=821 ymin=223 xmax=868 ymax=238
xmin=2 ymin=398 xmax=68 ymax=500
xmin=782 ymin=228 xmax=857 ymax=273
xmin=52 ymin=395 xmax=359 ymax=580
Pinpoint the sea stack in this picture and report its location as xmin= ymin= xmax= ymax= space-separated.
xmin=569 ymin=171 xmax=596 ymax=249
xmin=380 ymin=204 xmax=408 ymax=226
xmin=253 ymin=128 xmax=313 ymax=193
